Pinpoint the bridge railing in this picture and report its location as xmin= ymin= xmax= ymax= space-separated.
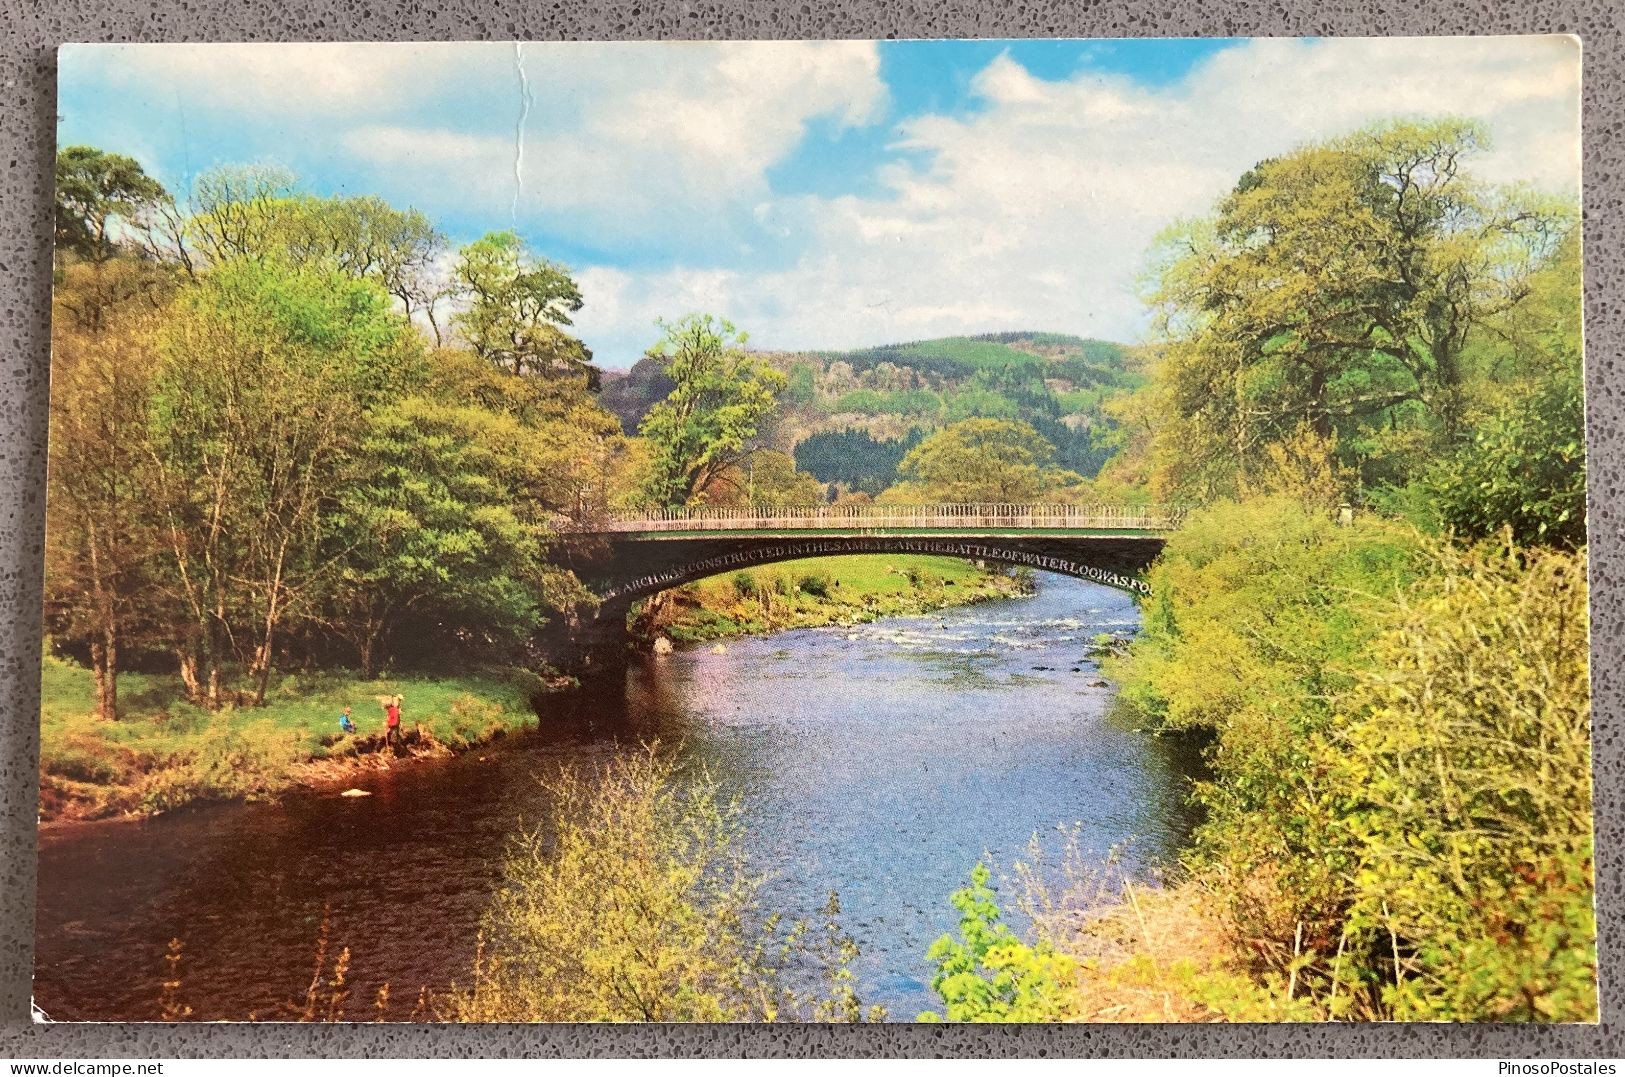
xmin=560 ymin=503 xmax=1186 ymax=534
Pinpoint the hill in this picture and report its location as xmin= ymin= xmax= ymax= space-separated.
xmin=599 ymin=331 xmax=1146 ymax=495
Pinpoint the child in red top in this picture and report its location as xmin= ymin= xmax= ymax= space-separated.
xmin=384 ymin=697 xmax=401 ymax=747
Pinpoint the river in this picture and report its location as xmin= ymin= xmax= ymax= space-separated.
xmin=33 ymin=573 xmax=1203 ymax=1022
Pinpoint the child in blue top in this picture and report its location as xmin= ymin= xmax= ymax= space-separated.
xmin=340 ymin=706 xmax=356 ymax=734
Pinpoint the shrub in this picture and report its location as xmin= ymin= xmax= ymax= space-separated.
xmin=920 ymin=863 xmax=1078 ymax=1022
xmin=903 ymin=565 xmax=940 ymax=589
xmin=1335 ymin=543 xmax=1595 ymax=1020
xmin=797 ymin=572 xmax=830 ymax=598
xmin=730 ymin=571 xmax=757 ymax=600
xmin=445 ymin=747 xmax=879 ymax=1022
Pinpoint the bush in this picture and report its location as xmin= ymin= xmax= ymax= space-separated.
xmin=445 ymin=748 xmax=880 ymax=1022
xmin=797 ymin=572 xmax=830 ymax=598
xmin=903 ymin=565 xmax=940 ymax=589
xmin=1426 ymin=372 xmax=1586 ymax=550
xmin=730 ymin=571 xmax=757 ymax=600
xmin=920 ymin=863 xmax=1078 ymax=1022
xmin=1335 ymin=543 xmax=1595 ymax=1020
xmin=1106 ymin=496 xmax=1595 ymax=1021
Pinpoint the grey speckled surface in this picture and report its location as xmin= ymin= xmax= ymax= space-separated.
xmin=1 ymin=0 xmax=1620 ymax=1059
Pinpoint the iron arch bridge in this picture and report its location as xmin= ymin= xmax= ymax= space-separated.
xmin=559 ymin=503 xmax=1181 ymax=600
xmin=553 ymin=504 xmax=1181 ymax=673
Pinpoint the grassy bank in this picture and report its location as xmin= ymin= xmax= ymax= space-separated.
xmin=642 ymin=554 xmax=1031 ymax=644
xmin=918 ymin=498 xmax=1596 ymax=1023
xmin=39 ymin=657 xmax=545 ymax=823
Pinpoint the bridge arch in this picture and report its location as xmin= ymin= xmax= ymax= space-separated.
xmin=589 ymin=534 xmax=1156 ymax=604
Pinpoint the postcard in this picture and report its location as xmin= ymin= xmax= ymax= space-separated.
xmin=38 ymin=37 xmax=1590 ymax=1023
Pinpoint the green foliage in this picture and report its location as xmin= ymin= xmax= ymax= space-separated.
xmin=453 ymin=231 xmax=590 ymax=377
xmin=148 ymin=257 xmax=424 ymax=704
xmin=1111 ymin=498 xmax=1423 ymax=964
xmin=793 ymin=428 xmax=923 ymax=495
xmin=638 ymin=314 xmax=786 ymax=507
xmin=54 ymin=145 xmax=167 ymax=264
xmin=446 ymin=749 xmax=878 ymax=1022
xmin=1426 ymin=374 xmax=1586 ymax=549
xmin=1335 ymin=543 xmax=1594 ymax=1020
xmin=797 ymin=572 xmax=831 ymax=598
xmin=889 ymin=419 xmax=1070 ymax=503
xmin=1143 ymin=118 xmax=1576 ymax=502
xmin=699 ymin=448 xmax=825 ymax=509
xmin=328 ymin=393 xmax=591 ymax=672
xmin=920 ymin=863 xmax=1078 ymax=1022
xmin=1110 ymin=496 xmax=1594 ymax=1021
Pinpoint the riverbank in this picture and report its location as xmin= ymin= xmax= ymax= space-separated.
xmin=37 ymin=573 xmax=1182 ymax=1022
xmin=957 ymin=497 xmax=1597 ymax=1023
xmin=38 ymin=658 xmax=554 ymax=824
xmin=39 ymin=556 xmax=1033 ymax=826
xmin=641 ymin=553 xmax=1032 ymax=644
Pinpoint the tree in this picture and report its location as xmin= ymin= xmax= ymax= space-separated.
xmin=43 ymin=269 xmax=171 ymax=719
xmin=327 ymin=396 xmax=590 ymax=675
xmin=181 ymin=163 xmax=300 ymax=269
xmin=637 ymin=314 xmax=786 ymax=507
xmin=1424 ymin=231 xmax=1586 ymax=548
xmin=425 ymin=346 xmax=633 ymax=520
xmin=1145 ymin=119 xmax=1572 ymax=501
xmin=886 ymin=419 xmax=1074 ymax=503
xmin=148 ymin=259 xmax=422 ymax=707
xmin=700 ymin=449 xmax=826 ymax=509
xmin=54 ymin=146 xmax=166 ymax=266
xmin=453 ymin=231 xmax=592 ymax=378
xmin=170 ymin=169 xmax=453 ymax=337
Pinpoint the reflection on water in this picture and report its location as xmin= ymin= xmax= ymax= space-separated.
xmin=34 ymin=575 xmax=1202 ymax=1022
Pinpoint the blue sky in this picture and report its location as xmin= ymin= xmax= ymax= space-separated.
xmin=58 ymin=37 xmax=1580 ymax=366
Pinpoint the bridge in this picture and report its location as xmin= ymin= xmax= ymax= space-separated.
xmin=554 ymin=503 xmax=1182 ymax=677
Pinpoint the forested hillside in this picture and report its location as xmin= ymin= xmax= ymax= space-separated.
xmin=602 ymin=332 xmax=1145 ymax=496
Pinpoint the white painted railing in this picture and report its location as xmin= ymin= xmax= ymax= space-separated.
xmin=562 ymin=503 xmax=1184 ymax=534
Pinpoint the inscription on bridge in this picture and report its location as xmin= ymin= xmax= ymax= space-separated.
xmin=596 ymin=537 xmax=1152 ymax=601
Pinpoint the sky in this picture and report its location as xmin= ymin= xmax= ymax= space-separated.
xmin=57 ymin=37 xmax=1582 ymax=368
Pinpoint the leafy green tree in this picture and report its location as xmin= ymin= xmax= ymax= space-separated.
xmin=1146 ymin=119 xmax=1573 ymax=501
xmin=425 ymin=346 xmax=633 ymax=520
xmin=327 ymin=396 xmax=588 ymax=675
xmin=43 ymin=270 xmax=172 ymax=719
xmin=701 ymin=449 xmax=826 ymax=509
xmin=180 ymin=163 xmax=300 ymax=270
xmin=54 ymin=145 xmax=166 ymax=265
xmin=1426 ymin=372 xmax=1585 ymax=549
xmin=453 ymin=231 xmax=591 ymax=378
xmin=259 ymin=195 xmax=449 ymax=340
xmin=149 ymin=259 xmax=422 ymax=706
xmin=886 ymin=418 xmax=1074 ymax=503
xmin=794 ymin=428 xmax=923 ymax=495
xmin=176 ymin=170 xmax=452 ymax=337
xmin=1423 ymin=233 xmax=1585 ymax=548
xmin=638 ymin=314 xmax=786 ymax=507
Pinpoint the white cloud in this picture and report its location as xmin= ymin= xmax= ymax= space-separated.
xmin=65 ymin=41 xmax=511 ymax=117
xmin=344 ymin=41 xmax=885 ymax=243
xmin=64 ymin=38 xmax=1581 ymax=365
xmin=572 ymin=36 xmax=1582 ymax=364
